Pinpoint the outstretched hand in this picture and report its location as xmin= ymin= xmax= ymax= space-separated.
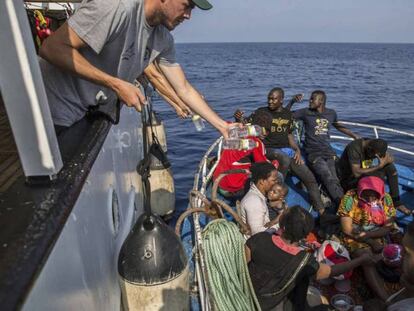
xmin=176 ymin=108 xmax=191 ymax=119
xmin=378 ymin=152 xmax=394 ymax=168
xmin=234 ymin=109 xmax=245 ymax=122
xmin=290 ymin=93 xmax=304 ymax=104
xmin=293 ymin=149 xmax=304 ymax=165
xmin=114 ymin=79 xmax=146 ymax=112
xmin=220 ymin=122 xmax=242 ymax=140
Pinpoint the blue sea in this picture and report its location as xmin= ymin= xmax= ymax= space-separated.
xmin=151 ymin=43 xmax=414 ymax=213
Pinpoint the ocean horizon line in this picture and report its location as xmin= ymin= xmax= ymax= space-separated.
xmin=175 ymin=41 xmax=414 ymax=45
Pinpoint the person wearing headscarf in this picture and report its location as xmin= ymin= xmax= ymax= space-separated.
xmin=338 ymin=176 xmax=397 ymax=301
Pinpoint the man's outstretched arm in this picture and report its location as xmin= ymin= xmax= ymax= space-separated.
xmin=158 ymin=63 xmax=230 ymax=138
xmin=144 ymin=63 xmax=191 ymax=118
xmin=40 ymin=22 xmax=145 ymax=111
xmin=333 ymin=122 xmax=360 ymax=140
xmin=285 ymin=94 xmax=304 ymax=111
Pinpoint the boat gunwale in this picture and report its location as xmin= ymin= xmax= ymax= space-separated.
xmin=0 ymin=117 xmax=111 ymax=311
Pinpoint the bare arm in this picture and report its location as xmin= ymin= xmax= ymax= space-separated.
xmin=144 ymin=63 xmax=191 ymax=118
xmin=340 ymin=216 xmax=390 ymax=252
xmin=285 ymin=94 xmax=304 ymax=111
xmin=340 ymin=216 xmax=364 ymax=241
xmin=39 ymin=22 xmax=145 ymax=110
xmin=288 ymin=133 xmax=304 ymax=165
xmin=350 ymin=163 xmax=381 ymax=178
xmin=316 ymin=255 xmax=372 ymax=280
xmin=333 ymin=122 xmax=359 ymax=140
xmin=350 ymin=152 xmax=394 ymax=178
xmin=158 ymin=63 xmax=229 ymax=138
xmin=265 ymin=213 xmax=282 ymax=228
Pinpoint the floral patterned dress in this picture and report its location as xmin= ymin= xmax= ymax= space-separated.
xmin=337 ymin=189 xmax=396 ymax=253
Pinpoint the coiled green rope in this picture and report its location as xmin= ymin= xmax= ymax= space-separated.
xmin=202 ymin=219 xmax=261 ymax=311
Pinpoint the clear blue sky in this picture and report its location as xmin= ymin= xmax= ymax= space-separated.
xmin=174 ymin=0 xmax=414 ymax=43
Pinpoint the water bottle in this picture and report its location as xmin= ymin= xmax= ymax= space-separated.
xmin=222 ymin=138 xmax=257 ymax=150
xmin=192 ymin=114 xmax=205 ymax=131
xmin=228 ymin=124 xmax=264 ymax=138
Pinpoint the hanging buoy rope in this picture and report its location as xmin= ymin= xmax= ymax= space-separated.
xmin=118 ymin=88 xmax=188 ymax=311
xmin=202 ymin=219 xmax=261 ymax=311
xmin=138 ymin=87 xmax=175 ymax=217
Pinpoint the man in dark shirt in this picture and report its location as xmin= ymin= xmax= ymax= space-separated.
xmin=337 ymin=138 xmax=411 ymax=214
xmin=234 ymin=87 xmax=326 ymax=214
xmin=290 ymin=90 xmax=358 ymax=208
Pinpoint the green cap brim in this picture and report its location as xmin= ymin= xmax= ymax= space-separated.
xmin=191 ymin=0 xmax=213 ymax=10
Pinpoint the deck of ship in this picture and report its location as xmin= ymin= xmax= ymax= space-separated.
xmin=0 ymin=94 xmax=22 ymax=193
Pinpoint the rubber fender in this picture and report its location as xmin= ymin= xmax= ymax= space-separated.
xmin=118 ymin=214 xmax=189 ymax=310
xmin=149 ymin=168 xmax=175 ymax=217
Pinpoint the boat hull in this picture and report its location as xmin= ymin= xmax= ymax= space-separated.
xmin=22 ymin=109 xmax=144 ymax=311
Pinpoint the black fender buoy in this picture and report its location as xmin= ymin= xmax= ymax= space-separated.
xmin=118 ymin=213 xmax=189 ymax=310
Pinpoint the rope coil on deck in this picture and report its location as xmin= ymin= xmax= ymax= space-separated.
xmin=202 ymin=219 xmax=261 ymax=311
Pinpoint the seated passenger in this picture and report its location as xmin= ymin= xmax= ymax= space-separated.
xmin=245 ymin=205 xmax=376 ymax=311
xmin=289 ymin=90 xmax=358 ymax=208
xmin=267 ymin=183 xmax=289 ymax=221
xmin=338 ymin=176 xmax=397 ymax=301
xmin=362 ymin=220 xmax=414 ymax=311
xmin=387 ymin=220 xmax=414 ymax=310
xmin=213 ymin=137 xmax=276 ymax=199
xmin=337 ymin=138 xmax=411 ymax=215
xmin=234 ymin=87 xmax=326 ymax=215
xmin=240 ymin=162 xmax=279 ymax=237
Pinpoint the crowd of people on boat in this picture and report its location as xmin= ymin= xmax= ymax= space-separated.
xmin=210 ymin=86 xmax=413 ymax=310
xmin=32 ymin=0 xmax=413 ymax=310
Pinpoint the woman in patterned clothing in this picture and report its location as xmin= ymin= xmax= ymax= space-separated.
xmin=338 ymin=176 xmax=396 ymax=301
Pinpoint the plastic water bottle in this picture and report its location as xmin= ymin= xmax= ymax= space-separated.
xmin=229 ymin=124 xmax=264 ymax=138
xmin=222 ymin=138 xmax=257 ymax=150
xmin=192 ymin=114 xmax=205 ymax=131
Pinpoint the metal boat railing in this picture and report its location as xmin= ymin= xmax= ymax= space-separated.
xmin=190 ymin=137 xmax=222 ymax=311
xmin=331 ymin=121 xmax=414 ymax=156
xmin=186 ymin=122 xmax=414 ymax=310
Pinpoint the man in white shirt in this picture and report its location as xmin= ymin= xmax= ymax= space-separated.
xmin=241 ymin=162 xmax=279 ymax=237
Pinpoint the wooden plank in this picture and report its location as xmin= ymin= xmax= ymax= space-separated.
xmin=0 ymin=92 xmax=22 ymax=192
xmin=0 ymin=167 xmax=22 ymax=193
xmin=0 ymin=158 xmax=22 ymax=188
xmin=0 ymin=154 xmax=19 ymax=172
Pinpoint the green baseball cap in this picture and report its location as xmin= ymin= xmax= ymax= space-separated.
xmin=191 ymin=0 xmax=213 ymax=10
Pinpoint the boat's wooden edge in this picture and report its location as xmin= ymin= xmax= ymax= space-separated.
xmin=0 ymin=117 xmax=111 ymax=310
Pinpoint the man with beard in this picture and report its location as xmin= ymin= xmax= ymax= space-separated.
xmin=39 ymin=0 xmax=230 ymax=138
xmin=289 ymin=90 xmax=358 ymax=209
